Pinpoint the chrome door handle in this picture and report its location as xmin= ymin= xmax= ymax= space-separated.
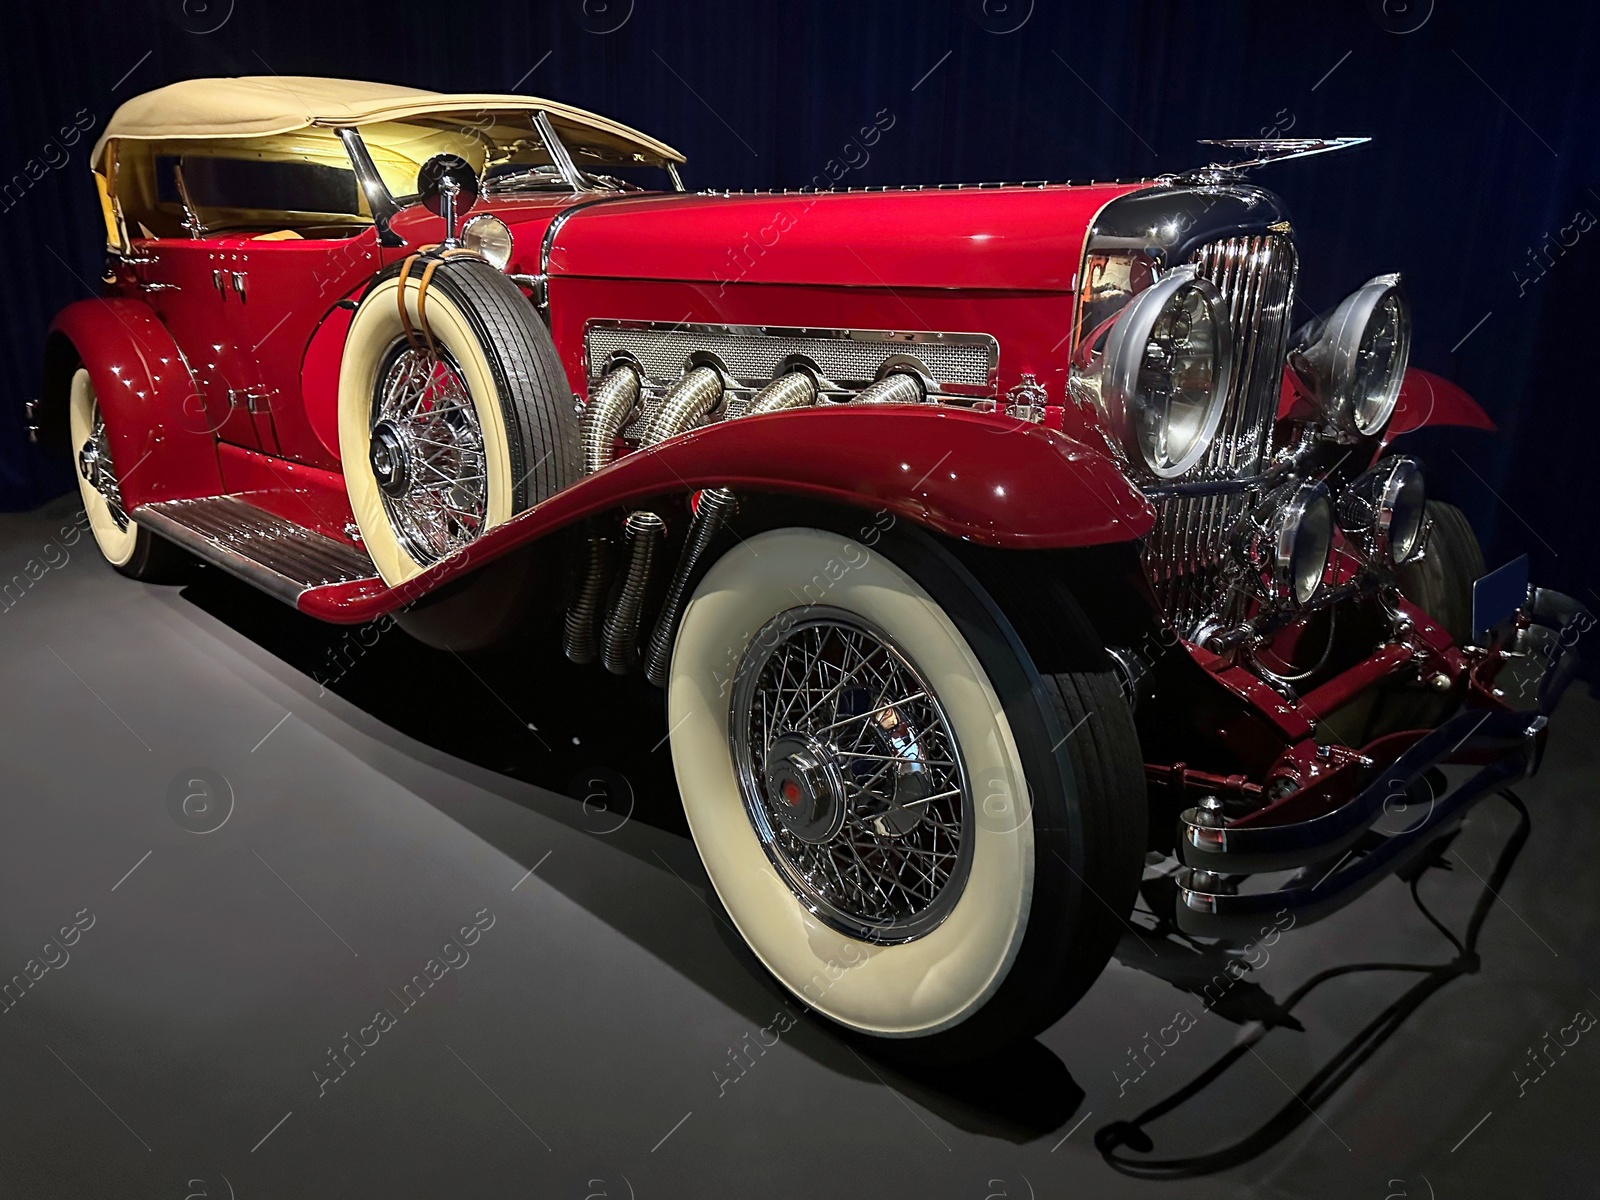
xmin=213 ymin=269 xmax=227 ymax=298
xmin=231 ymin=271 xmax=246 ymax=298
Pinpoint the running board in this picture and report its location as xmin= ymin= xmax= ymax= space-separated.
xmin=135 ymin=496 xmax=378 ymax=606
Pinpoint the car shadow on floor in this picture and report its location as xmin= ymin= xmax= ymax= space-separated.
xmin=176 ymin=566 xmax=1091 ymax=1141
xmin=174 ymin=563 xmax=1533 ymax=1164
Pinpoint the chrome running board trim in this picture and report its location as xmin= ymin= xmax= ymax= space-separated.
xmin=135 ymin=496 xmax=377 ymax=606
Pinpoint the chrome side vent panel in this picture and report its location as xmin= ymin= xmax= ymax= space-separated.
xmin=1142 ymin=235 xmax=1298 ymax=633
xmin=583 ymin=321 xmax=998 ymax=437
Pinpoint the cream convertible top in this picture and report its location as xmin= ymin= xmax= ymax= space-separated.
xmin=91 ymin=75 xmax=685 ymax=168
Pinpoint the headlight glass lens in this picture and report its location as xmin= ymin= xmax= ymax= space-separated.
xmin=1289 ymin=491 xmax=1333 ymax=604
xmin=461 ymin=214 xmax=513 ymax=271
xmin=1351 ymin=291 xmax=1408 ymax=434
xmin=1267 ymin=481 xmax=1332 ymax=605
xmin=1140 ymin=286 xmax=1223 ymax=473
xmin=1102 ymin=272 xmax=1233 ymax=479
xmin=1292 ymin=275 xmax=1412 ymax=437
xmin=1387 ymin=463 xmax=1427 ymax=563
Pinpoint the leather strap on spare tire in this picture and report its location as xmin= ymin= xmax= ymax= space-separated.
xmin=338 ymin=251 xmax=581 ymax=584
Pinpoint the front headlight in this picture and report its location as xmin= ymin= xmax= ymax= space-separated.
xmin=461 ymin=214 xmax=514 ymax=271
xmin=1292 ymin=274 xmax=1412 ymax=437
xmin=1100 ymin=269 xmax=1234 ymax=479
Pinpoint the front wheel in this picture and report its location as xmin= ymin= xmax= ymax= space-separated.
xmin=666 ymin=526 xmax=1146 ymax=1058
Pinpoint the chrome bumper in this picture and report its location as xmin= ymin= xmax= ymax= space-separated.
xmin=1174 ymin=587 xmax=1589 ymax=938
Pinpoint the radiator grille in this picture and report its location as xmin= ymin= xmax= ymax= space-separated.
xmin=1142 ymin=235 xmax=1298 ymax=633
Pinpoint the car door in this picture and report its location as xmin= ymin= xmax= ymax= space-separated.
xmin=234 ymin=231 xmax=382 ymax=470
xmin=133 ymin=235 xmax=271 ymax=451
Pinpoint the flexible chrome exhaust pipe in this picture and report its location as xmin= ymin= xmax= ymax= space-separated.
xmin=601 ymin=510 xmax=667 ymax=674
xmin=564 ymin=363 xmax=642 ymax=664
xmin=853 ymin=371 xmax=926 ymax=405
xmin=641 ymin=369 xmax=820 ymax=687
xmin=745 ymin=369 xmax=820 ymax=416
xmin=601 ymin=366 xmax=727 ymax=675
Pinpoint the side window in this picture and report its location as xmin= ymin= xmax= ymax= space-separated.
xmin=154 ymin=155 xmax=361 ymax=217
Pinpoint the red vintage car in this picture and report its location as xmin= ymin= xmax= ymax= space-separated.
xmin=38 ymin=76 xmax=1586 ymax=1058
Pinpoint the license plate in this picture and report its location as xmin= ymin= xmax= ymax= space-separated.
xmin=1472 ymin=553 xmax=1529 ymax=640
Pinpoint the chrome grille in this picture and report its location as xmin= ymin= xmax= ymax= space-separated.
xmin=1142 ymin=235 xmax=1298 ymax=633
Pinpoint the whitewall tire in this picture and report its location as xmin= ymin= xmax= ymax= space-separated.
xmin=337 ymin=255 xmax=579 ymax=586
xmin=668 ymin=525 xmax=1147 ymax=1055
xmin=68 ymin=367 xmax=185 ymax=580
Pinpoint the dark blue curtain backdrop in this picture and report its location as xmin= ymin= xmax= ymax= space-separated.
xmin=3 ymin=0 xmax=1597 ymax=606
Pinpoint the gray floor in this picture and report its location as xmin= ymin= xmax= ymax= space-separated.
xmin=3 ymin=494 xmax=1598 ymax=1199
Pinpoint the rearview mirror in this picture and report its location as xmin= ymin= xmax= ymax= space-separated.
xmin=416 ymin=154 xmax=479 ymax=246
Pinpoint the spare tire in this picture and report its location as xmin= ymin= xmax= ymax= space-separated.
xmin=338 ymin=253 xmax=580 ymax=585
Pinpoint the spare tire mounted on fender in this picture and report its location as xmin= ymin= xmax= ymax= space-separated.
xmin=339 ymin=252 xmax=580 ymax=585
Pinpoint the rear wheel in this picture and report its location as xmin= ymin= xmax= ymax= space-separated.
xmin=666 ymin=525 xmax=1146 ymax=1058
xmin=68 ymin=368 xmax=187 ymax=581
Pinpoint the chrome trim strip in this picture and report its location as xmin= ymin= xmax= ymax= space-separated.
xmin=336 ymin=128 xmax=405 ymax=248
xmin=534 ymin=110 xmax=587 ymax=192
xmin=533 ymin=194 xmax=648 ymax=310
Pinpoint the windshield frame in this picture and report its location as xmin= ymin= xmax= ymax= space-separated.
xmin=336 ymin=109 xmax=684 ymax=244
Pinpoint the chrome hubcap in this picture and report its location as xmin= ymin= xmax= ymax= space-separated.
xmin=78 ymin=411 xmax=127 ymax=532
xmin=370 ymin=342 xmax=487 ymax=566
xmin=729 ymin=608 xmax=972 ymax=944
xmin=368 ymin=418 xmax=413 ymax=497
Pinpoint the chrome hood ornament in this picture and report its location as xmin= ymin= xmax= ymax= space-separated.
xmin=1180 ymin=137 xmax=1371 ymax=182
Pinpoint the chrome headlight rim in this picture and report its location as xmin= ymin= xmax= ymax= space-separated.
xmin=1100 ymin=269 xmax=1235 ymax=481
xmin=1295 ymin=273 xmax=1413 ymax=438
xmin=1338 ymin=456 xmax=1427 ymax=566
xmin=1271 ymin=480 xmax=1334 ymax=606
xmin=460 ymin=213 xmax=514 ymax=271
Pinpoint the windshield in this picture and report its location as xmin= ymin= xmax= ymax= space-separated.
xmin=356 ymin=110 xmax=679 ymax=198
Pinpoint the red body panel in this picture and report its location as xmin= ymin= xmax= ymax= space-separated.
xmin=1275 ymin=366 xmax=1495 ymax=435
xmin=216 ymin=443 xmax=358 ymax=542
xmin=546 ymin=185 xmax=1139 ymax=292
xmin=1388 ymin=367 xmax=1496 ymax=436
xmin=297 ymin=405 xmax=1154 ymax=623
xmin=47 ymin=298 xmax=222 ymax=507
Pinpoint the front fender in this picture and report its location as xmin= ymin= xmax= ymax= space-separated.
xmin=1387 ymin=367 xmax=1496 ymax=436
xmin=300 ymin=406 xmax=1153 ymax=622
xmin=45 ymin=299 xmax=221 ymax=508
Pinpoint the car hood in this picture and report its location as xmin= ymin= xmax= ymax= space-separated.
xmin=504 ymin=183 xmax=1149 ymax=294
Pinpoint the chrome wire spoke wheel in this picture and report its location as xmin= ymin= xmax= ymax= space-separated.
xmin=368 ymin=341 xmax=488 ymax=566
xmin=729 ymin=607 xmax=974 ymax=944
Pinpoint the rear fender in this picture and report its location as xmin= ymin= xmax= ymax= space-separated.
xmin=299 ymin=405 xmax=1154 ymax=622
xmin=45 ymin=299 xmax=221 ymax=508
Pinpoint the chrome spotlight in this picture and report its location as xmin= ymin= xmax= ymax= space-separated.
xmin=1236 ymin=480 xmax=1334 ymax=606
xmin=1336 ymin=457 xmax=1427 ymax=566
